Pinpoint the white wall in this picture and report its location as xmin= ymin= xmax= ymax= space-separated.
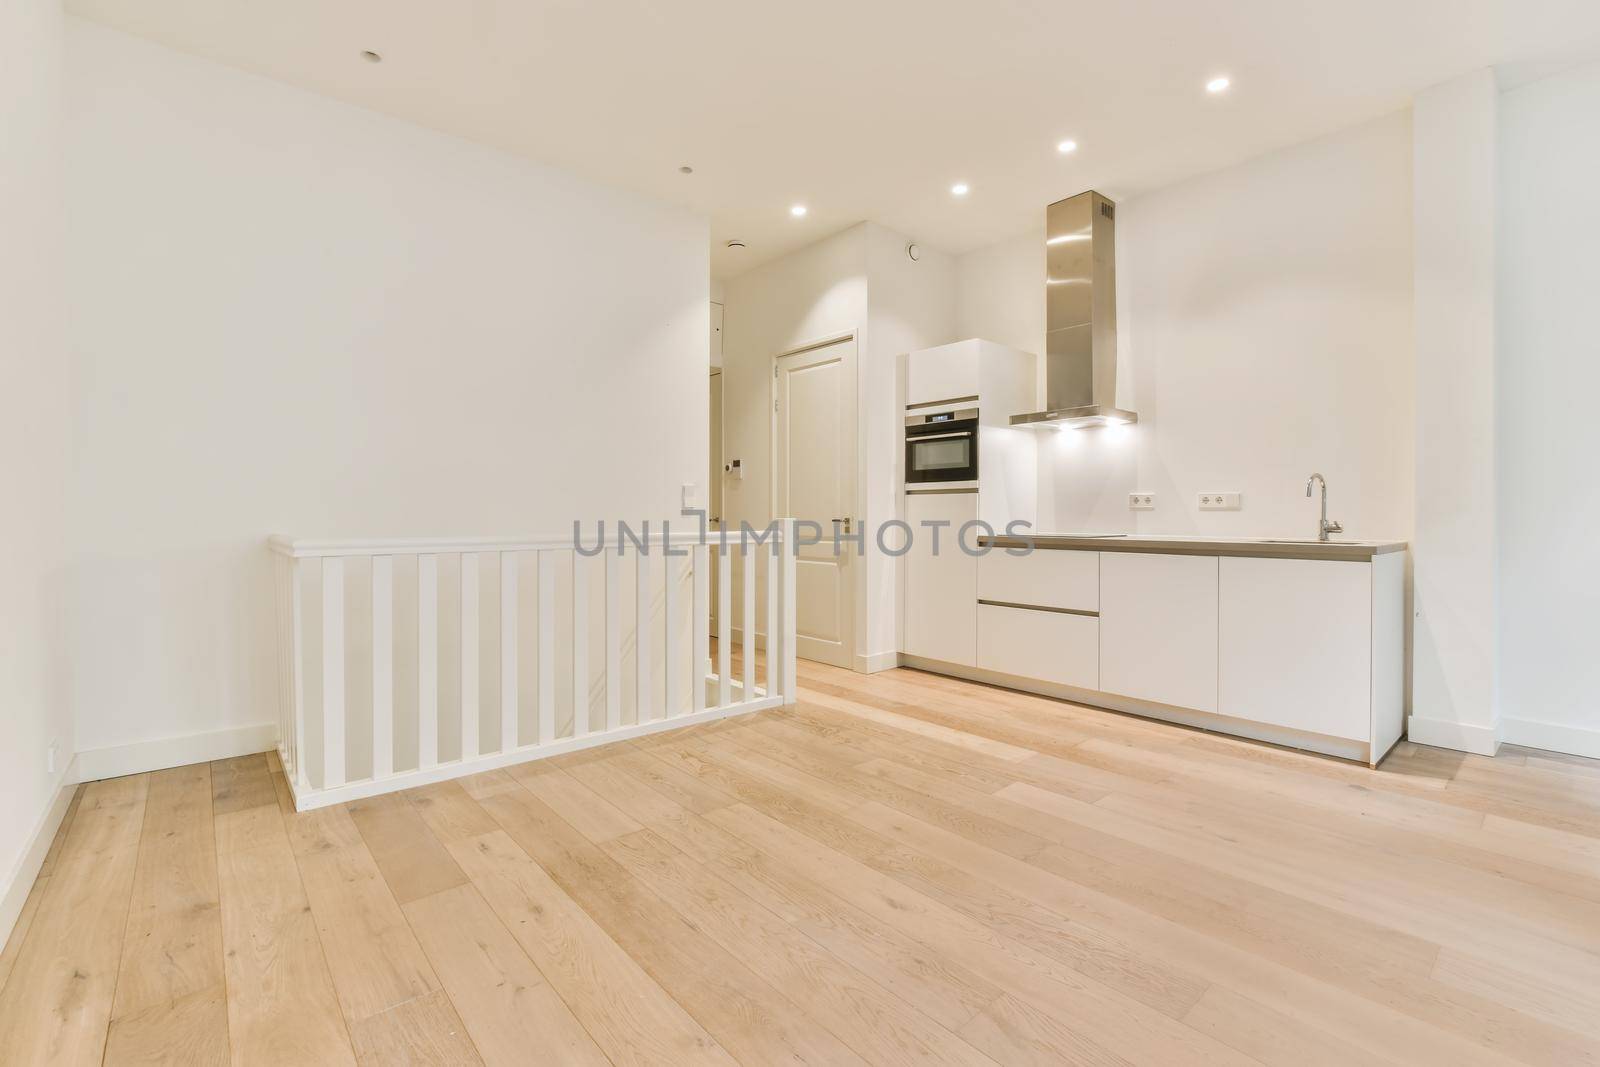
xmin=956 ymin=111 xmax=1414 ymax=542
xmin=1497 ymin=60 xmax=1600 ymax=758
xmin=1409 ymin=70 xmax=1500 ymax=755
xmin=0 ymin=0 xmax=74 ymax=942
xmin=65 ymin=21 xmax=709 ymax=760
xmin=719 ymin=222 xmax=954 ymax=665
xmin=719 ymin=225 xmax=868 ymax=540
xmin=1125 ymin=110 xmax=1415 ymax=541
xmin=865 ymin=224 xmax=956 ymax=662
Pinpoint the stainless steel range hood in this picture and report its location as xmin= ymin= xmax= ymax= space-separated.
xmin=1010 ymin=190 xmax=1137 ymax=429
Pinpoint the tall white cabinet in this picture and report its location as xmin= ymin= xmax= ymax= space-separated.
xmin=903 ymin=492 xmax=979 ymax=666
xmin=900 ymin=339 xmax=1037 ymax=667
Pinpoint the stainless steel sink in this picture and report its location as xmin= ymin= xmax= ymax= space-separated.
xmin=1259 ymin=539 xmax=1341 ymax=544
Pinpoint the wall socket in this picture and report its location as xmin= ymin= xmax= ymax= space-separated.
xmin=1199 ymin=492 xmax=1242 ymax=510
xmin=1128 ymin=493 xmax=1155 ymax=510
xmin=47 ymin=738 xmax=58 ymax=775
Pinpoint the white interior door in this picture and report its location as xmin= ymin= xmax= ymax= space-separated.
xmin=776 ymin=338 xmax=856 ymax=667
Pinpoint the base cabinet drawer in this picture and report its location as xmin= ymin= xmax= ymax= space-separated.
xmin=978 ymin=549 xmax=1098 ymax=612
xmin=977 ymin=604 xmax=1098 ymax=690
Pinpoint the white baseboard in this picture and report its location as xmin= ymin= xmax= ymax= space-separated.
xmin=1406 ymin=714 xmax=1501 ymax=756
xmin=75 ymin=722 xmax=278 ymax=783
xmin=1 ymin=756 xmax=80 ymax=953
xmin=853 ymin=650 xmax=899 ymax=674
xmin=1501 ymin=716 xmax=1600 ymax=760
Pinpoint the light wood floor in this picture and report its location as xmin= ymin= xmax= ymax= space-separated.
xmin=5 ymin=660 xmax=1600 ymax=1065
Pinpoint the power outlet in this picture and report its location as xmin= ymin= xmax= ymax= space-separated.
xmin=47 ymin=738 xmax=58 ymax=775
xmin=1128 ymin=493 xmax=1155 ymax=510
xmin=1199 ymin=492 xmax=1242 ymax=510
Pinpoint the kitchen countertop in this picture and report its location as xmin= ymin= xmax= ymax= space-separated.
xmin=977 ymin=533 xmax=1408 ymax=562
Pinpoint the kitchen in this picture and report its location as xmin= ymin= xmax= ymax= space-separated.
xmin=899 ymin=191 xmax=1405 ymax=766
xmin=717 ymin=105 xmax=1440 ymax=764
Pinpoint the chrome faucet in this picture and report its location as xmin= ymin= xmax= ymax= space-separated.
xmin=1305 ymin=473 xmax=1343 ymax=542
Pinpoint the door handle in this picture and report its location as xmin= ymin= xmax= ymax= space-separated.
xmin=832 ymin=517 xmax=852 ymax=534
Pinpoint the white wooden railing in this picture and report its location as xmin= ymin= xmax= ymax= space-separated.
xmin=269 ymin=521 xmax=797 ymax=811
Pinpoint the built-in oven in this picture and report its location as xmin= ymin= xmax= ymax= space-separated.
xmin=905 ymin=406 xmax=979 ymax=484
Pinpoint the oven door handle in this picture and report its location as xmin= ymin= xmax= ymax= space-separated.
xmin=907 ymin=431 xmax=973 ymax=443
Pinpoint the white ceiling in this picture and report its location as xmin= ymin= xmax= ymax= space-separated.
xmin=69 ymin=0 xmax=1600 ymax=278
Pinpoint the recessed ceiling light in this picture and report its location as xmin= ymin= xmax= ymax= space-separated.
xmin=679 ymin=165 xmax=694 ymax=174
xmin=361 ymin=50 xmax=382 ymax=63
xmin=1206 ymin=75 xmax=1231 ymax=93
xmin=725 ymin=239 xmax=747 ymax=249
xmin=790 ymin=204 xmax=807 ymax=218
xmin=1056 ymin=140 xmax=1078 ymax=154
xmin=951 ymin=183 xmax=970 ymax=197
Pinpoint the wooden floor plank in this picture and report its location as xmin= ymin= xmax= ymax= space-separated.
xmin=215 ymin=801 xmax=356 ymax=1065
xmin=602 ymin=826 xmax=1001 ymax=1065
xmin=294 ymin=839 xmax=441 ymax=1024
xmin=347 ymin=792 xmax=469 ymax=904
xmin=402 ymin=883 xmax=611 ymax=1067
xmin=111 ymin=765 xmax=225 ymax=1019
xmin=0 ymin=775 xmax=148 ymax=1066
xmin=447 ymin=828 xmax=737 ymax=1066
xmin=347 ymin=988 xmax=483 ymax=1066
xmin=477 ymin=783 xmax=872 ymax=1066
xmin=210 ymin=754 xmax=278 ymax=816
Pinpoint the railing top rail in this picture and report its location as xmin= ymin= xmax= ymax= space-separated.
xmin=270 ymin=522 xmax=791 ymax=559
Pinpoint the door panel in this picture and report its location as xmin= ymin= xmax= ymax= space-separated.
xmin=777 ymin=339 xmax=855 ymax=667
xmin=902 ymin=492 xmax=977 ymax=665
xmin=1099 ymin=552 xmax=1219 ymax=712
xmin=1219 ymin=557 xmax=1371 ymax=740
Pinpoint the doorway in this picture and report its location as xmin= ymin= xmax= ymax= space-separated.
xmin=774 ymin=335 xmax=857 ymax=668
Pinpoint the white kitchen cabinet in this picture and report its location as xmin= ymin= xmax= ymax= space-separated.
xmin=978 ymin=603 xmax=1097 ymax=689
xmin=1219 ymin=557 xmax=1372 ymax=741
xmin=902 ymin=492 xmax=977 ymax=666
xmin=906 ymin=342 xmax=980 ymax=408
xmin=1099 ymin=552 xmax=1219 ymax=712
xmin=978 ymin=549 xmax=1097 ymax=611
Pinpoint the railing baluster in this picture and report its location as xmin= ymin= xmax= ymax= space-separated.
xmin=781 ymin=520 xmax=797 ymax=702
xmin=460 ymin=552 xmax=480 ymax=761
xmin=418 ymin=553 xmax=439 ymax=769
xmin=692 ymin=542 xmax=708 ymax=715
xmin=768 ymin=537 xmax=780 ymax=697
xmin=604 ymin=551 xmax=620 ymax=732
xmin=572 ymin=552 xmax=589 ymax=735
xmin=372 ymin=555 xmax=394 ymax=779
xmin=290 ymin=557 xmax=306 ymax=785
xmin=635 ymin=549 xmax=652 ymax=722
xmin=717 ymin=539 xmax=731 ymax=708
xmin=501 ymin=551 xmax=518 ymax=752
xmin=663 ymin=550 xmax=678 ymax=717
xmin=322 ymin=557 xmax=346 ymax=789
xmin=742 ymin=544 xmax=755 ymax=701
xmin=538 ymin=551 xmax=556 ymax=743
